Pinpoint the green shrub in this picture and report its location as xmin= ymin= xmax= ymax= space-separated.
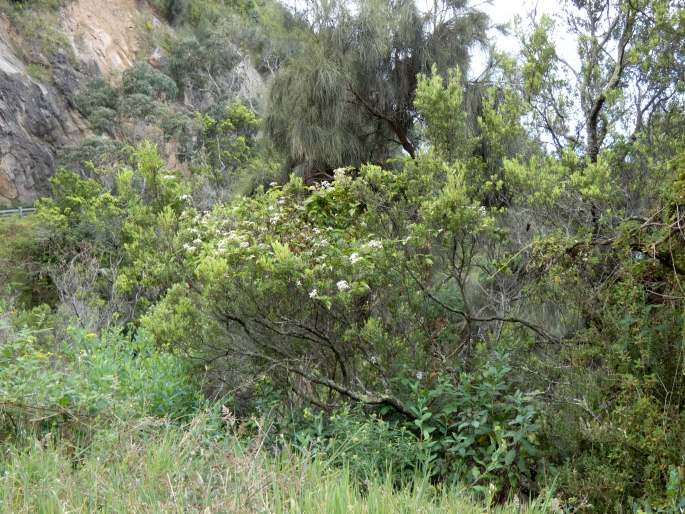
xmin=57 ymin=137 xmax=129 ymax=175
xmin=166 ymin=30 xmax=240 ymax=94
xmin=282 ymin=406 xmax=423 ymax=483
xmin=118 ymin=93 xmax=160 ymax=119
xmin=404 ymin=362 xmax=541 ymax=494
xmin=75 ymin=79 xmax=119 ymax=116
xmin=121 ymin=63 xmax=178 ymax=100
xmin=0 ymin=322 xmax=202 ymax=432
xmin=0 ymin=217 xmax=53 ymax=307
xmin=37 ymin=143 xmax=195 ymax=319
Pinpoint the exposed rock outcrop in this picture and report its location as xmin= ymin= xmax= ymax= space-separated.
xmin=62 ymin=0 xmax=140 ymax=77
xmin=0 ymin=0 xmax=268 ymax=206
xmin=0 ymin=0 xmax=143 ymax=207
xmin=0 ymin=20 xmax=87 ymax=207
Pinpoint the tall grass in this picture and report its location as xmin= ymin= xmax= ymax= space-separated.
xmin=0 ymin=413 xmax=558 ymax=513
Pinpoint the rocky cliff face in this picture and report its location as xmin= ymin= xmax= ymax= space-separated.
xmin=0 ymin=0 xmax=148 ymax=207
xmin=0 ymin=18 xmax=88 ymax=207
xmin=0 ymin=0 xmax=267 ymax=207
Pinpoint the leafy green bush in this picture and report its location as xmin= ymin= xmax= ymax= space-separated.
xmin=166 ymin=29 xmax=240 ymax=96
xmin=57 ymin=137 xmax=129 ymax=175
xmin=0 ymin=321 xmax=201 ymax=431
xmin=192 ymin=102 xmax=261 ymax=188
xmin=0 ymin=217 xmax=53 ymax=307
xmin=121 ymin=63 xmax=178 ymax=100
xmin=405 ymin=363 xmax=541 ymax=494
xmin=37 ymin=143 xmax=195 ymax=321
xmin=278 ymin=366 xmax=541 ymax=494
xmin=75 ymin=79 xmax=119 ymax=116
xmin=137 ymin=154 xmax=544 ymax=496
xmin=281 ymin=406 xmax=422 ymax=483
xmin=75 ymin=80 xmax=120 ymax=135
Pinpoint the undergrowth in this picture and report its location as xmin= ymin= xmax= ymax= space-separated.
xmin=0 ymin=412 xmax=558 ymax=513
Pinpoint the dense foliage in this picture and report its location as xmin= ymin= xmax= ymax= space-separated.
xmin=2 ymin=0 xmax=685 ymax=511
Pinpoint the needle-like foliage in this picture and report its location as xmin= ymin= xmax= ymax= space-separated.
xmin=266 ymin=0 xmax=488 ymax=179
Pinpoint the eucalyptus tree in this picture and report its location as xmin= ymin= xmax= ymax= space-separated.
xmin=266 ymin=0 xmax=488 ymax=179
xmin=512 ymin=0 xmax=685 ymax=239
xmin=520 ymin=0 xmax=685 ymax=163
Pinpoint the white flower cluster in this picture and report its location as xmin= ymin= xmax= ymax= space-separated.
xmin=349 ymin=253 xmax=362 ymax=264
xmin=336 ymin=280 xmax=350 ymax=291
xmin=364 ymin=239 xmax=383 ymax=250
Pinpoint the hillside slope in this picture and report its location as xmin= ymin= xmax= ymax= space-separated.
xmin=0 ymin=0 xmax=265 ymax=207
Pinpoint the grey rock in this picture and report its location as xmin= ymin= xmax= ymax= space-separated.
xmin=0 ymin=32 xmax=85 ymax=207
xmin=148 ymin=47 xmax=168 ymax=69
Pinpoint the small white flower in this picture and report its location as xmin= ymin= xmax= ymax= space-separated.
xmin=309 ymin=288 xmax=318 ymax=299
xmin=183 ymin=243 xmax=196 ymax=253
xmin=269 ymin=181 xmax=278 ymax=186
xmin=479 ymin=206 xmax=487 ymax=217
xmin=180 ymin=194 xmax=192 ymax=202
xmin=239 ymin=241 xmax=250 ymax=248
xmin=296 ymin=279 xmax=302 ymax=286
xmin=415 ymin=371 xmax=424 ymax=381
xmin=349 ymin=253 xmax=362 ymax=264
xmin=277 ymin=197 xmax=286 ymax=205
xmin=365 ymin=240 xmax=383 ymax=250
xmin=336 ymin=280 xmax=350 ymax=291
